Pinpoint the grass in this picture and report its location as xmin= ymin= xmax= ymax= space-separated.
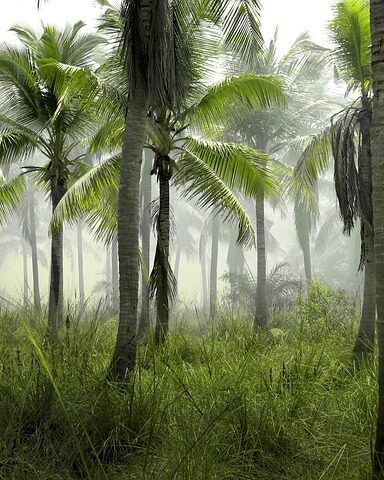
xmin=0 ymin=282 xmax=377 ymax=479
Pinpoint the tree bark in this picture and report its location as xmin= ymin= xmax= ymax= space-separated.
xmin=111 ymin=237 xmax=119 ymax=313
xmin=371 ymin=0 xmax=384 ymax=474
xmin=28 ymin=185 xmax=41 ymax=310
xmin=354 ymin=93 xmax=375 ymax=359
xmin=138 ymin=150 xmax=152 ymax=338
xmin=77 ymin=222 xmax=85 ymax=305
xmin=111 ymin=78 xmax=148 ymax=378
xmin=254 ymin=192 xmax=268 ymax=329
xmin=154 ymin=158 xmax=171 ymax=345
xmin=209 ymin=215 xmax=219 ymax=319
xmin=48 ymin=185 xmax=65 ymax=333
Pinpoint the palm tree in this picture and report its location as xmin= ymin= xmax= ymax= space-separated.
xmin=370 ymin=0 xmax=384 ymax=473
xmin=0 ymin=23 xmax=101 ymax=332
xmin=293 ymin=0 xmax=374 ymax=359
xmin=229 ymin=31 xmax=330 ymax=330
xmin=52 ymin=0 xmax=281 ymax=373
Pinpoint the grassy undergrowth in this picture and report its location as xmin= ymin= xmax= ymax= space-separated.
xmin=0 ymin=283 xmax=377 ymax=479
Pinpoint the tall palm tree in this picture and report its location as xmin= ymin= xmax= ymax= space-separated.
xmin=0 ymin=23 xmax=101 ymax=331
xmin=370 ymin=0 xmax=384 ymax=473
xmin=52 ymin=0 xmax=280 ymax=372
xmin=293 ymin=0 xmax=374 ymax=359
xmin=229 ymin=31 xmax=330 ymax=330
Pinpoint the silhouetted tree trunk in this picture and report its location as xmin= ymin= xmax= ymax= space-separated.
xmin=210 ymin=215 xmax=219 ymax=319
xmin=138 ymin=150 xmax=152 ymax=337
xmin=77 ymin=222 xmax=85 ymax=304
xmin=28 ymin=185 xmax=41 ymax=310
xmin=370 ymin=0 xmax=384 ymax=473
xmin=353 ymin=93 xmax=375 ymax=360
xmin=154 ymin=155 xmax=171 ymax=345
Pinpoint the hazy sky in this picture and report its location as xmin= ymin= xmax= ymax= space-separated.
xmin=1 ymin=0 xmax=336 ymax=50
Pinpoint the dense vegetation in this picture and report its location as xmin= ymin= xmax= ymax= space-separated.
xmin=0 ymin=284 xmax=375 ymax=479
xmin=1 ymin=0 xmax=384 ymax=477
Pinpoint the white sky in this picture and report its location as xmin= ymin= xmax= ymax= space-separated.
xmin=1 ymin=0 xmax=336 ymax=50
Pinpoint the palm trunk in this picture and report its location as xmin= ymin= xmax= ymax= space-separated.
xmin=200 ymin=236 xmax=209 ymax=313
xmin=77 ymin=222 xmax=85 ymax=304
xmin=111 ymin=237 xmax=119 ymax=313
xmin=354 ymin=230 xmax=376 ymax=359
xmin=371 ymin=0 xmax=384 ymax=473
xmin=302 ymin=227 xmax=312 ymax=284
xmin=138 ymin=150 xmax=152 ymax=337
xmin=254 ymin=192 xmax=268 ymax=329
xmin=354 ymin=93 xmax=375 ymax=359
xmin=111 ymin=78 xmax=148 ymax=377
xmin=174 ymin=247 xmax=181 ymax=285
xmin=48 ymin=185 xmax=65 ymax=332
xmin=106 ymin=245 xmax=111 ymax=307
xmin=209 ymin=215 xmax=219 ymax=319
xmin=22 ymin=239 xmax=29 ymax=309
xmin=28 ymin=186 xmax=41 ymax=310
xmin=154 ymin=159 xmax=171 ymax=345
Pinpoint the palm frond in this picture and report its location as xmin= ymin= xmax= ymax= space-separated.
xmin=328 ymin=0 xmax=371 ymax=91
xmin=191 ymin=74 xmax=286 ymax=131
xmin=0 ymin=173 xmax=26 ymax=225
xmin=174 ymin=150 xmax=255 ymax=245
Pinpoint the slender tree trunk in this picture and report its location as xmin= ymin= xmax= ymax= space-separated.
xmin=254 ymin=192 xmax=268 ymax=329
xmin=77 ymin=222 xmax=85 ymax=304
xmin=28 ymin=186 xmax=41 ymax=310
xmin=209 ymin=215 xmax=219 ymax=319
xmin=200 ymin=236 xmax=209 ymax=313
xmin=48 ymin=185 xmax=65 ymax=333
xmin=106 ymin=245 xmax=111 ymax=307
xmin=111 ymin=78 xmax=148 ymax=377
xmin=174 ymin=246 xmax=181 ymax=285
xmin=22 ymin=240 xmax=29 ymax=309
xmin=371 ymin=0 xmax=384 ymax=474
xmin=227 ymin=229 xmax=245 ymax=309
xmin=111 ymin=237 xmax=119 ymax=313
xmin=154 ymin=156 xmax=171 ymax=345
xmin=354 ymin=94 xmax=375 ymax=359
xmin=354 ymin=231 xmax=376 ymax=359
xmin=138 ymin=150 xmax=152 ymax=337
xmin=302 ymin=228 xmax=312 ymax=284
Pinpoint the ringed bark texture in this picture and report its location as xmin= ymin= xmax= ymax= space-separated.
xmin=254 ymin=192 xmax=268 ymax=329
xmin=111 ymin=80 xmax=148 ymax=378
xmin=370 ymin=0 xmax=384 ymax=474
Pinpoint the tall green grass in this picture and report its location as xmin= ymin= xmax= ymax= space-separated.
xmin=0 ymin=282 xmax=376 ymax=479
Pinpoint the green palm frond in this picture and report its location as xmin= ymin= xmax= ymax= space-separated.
xmin=181 ymin=137 xmax=278 ymax=199
xmin=174 ymin=150 xmax=255 ymax=245
xmin=328 ymin=0 xmax=370 ymax=92
xmin=51 ymin=155 xmax=120 ymax=234
xmin=0 ymin=173 xmax=26 ymax=225
xmin=0 ymin=128 xmax=38 ymax=164
xmin=203 ymin=0 xmax=263 ymax=64
xmin=191 ymin=74 xmax=286 ymax=130
xmin=289 ymin=129 xmax=333 ymax=211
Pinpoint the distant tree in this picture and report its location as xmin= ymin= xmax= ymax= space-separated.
xmin=293 ymin=0 xmax=374 ymax=359
xmin=0 ymin=23 xmax=101 ymax=332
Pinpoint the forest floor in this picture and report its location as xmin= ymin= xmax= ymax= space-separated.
xmin=0 ymin=283 xmax=376 ymax=479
